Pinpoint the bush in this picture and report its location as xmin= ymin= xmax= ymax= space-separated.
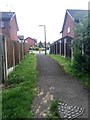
xmin=72 ymin=17 xmax=90 ymax=74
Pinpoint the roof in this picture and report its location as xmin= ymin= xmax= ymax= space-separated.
xmin=67 ymin=9 xmax=88 ymax=21
xmin=0 ymin=12 xmax=19 ymax=31
xmin=61 ymin=9 xmax=88 ymax=33
xmin=54 ymin=36 xmax=73 ymax=43
xmin=0 ymin=12 xmax=15 ymax=20
xmin=25 ymin=37 xmax=37 ymax=42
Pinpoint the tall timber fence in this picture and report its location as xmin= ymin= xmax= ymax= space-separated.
xmin=0 ymin=34 xmax=30 ymax=83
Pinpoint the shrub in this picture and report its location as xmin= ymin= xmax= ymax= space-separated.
xmin=73 ymin=17 xmax=90 ymax=74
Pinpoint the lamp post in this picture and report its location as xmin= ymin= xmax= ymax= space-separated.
xmin=39 ymin=25 xmax=46 ymax=55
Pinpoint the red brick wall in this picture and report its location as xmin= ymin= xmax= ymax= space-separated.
xmin=6 ymin=37 xmax=14 ymax=68
xmin=9 ymin=17 xmax=18 ymax=41
xmin=0 ymin=18 xmax=18 ymax=41
xmin=62 ymin=12 xmax=74 ymax=38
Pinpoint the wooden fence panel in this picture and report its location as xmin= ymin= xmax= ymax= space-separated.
xmin=66 ymin=40 xmax=71 ymax=58
xmin=0 ymin=35 xmax=30 ymax=82
xmin=6 ymin=37 xmax=14 ymax=69
xmin=19 ymin=43 xmax=22 ymax=61
xmin=14 ymin=41 xmax=20 ymax=65
xmin=24 ymin=43 xmax=30 ymax=56
xmin=61 ymin=40 xmax=64 ymax=56
xmin=20 ymin=43 xmax=24 ymax=61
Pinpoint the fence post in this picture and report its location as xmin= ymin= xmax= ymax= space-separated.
xmin=19 ymin=42 xmax=20 ymax=63
xmin=1 ymin=35 xmax=7 ymax=83
xmin=0 ymin=34 xmax=3 ymax=84
xmin=4 ymin=36 xmax=8 ymax=80
xmin=21 ymin=42 xmax=24 ymax=59
xmin=64 ymin=38 xmax=67 ymax=58
xmin=71 ymin=39 xmax=74 ymax=60
xmin=13 ymin=41 xmax=15 ymax=70
xmin=0 ymin=34 xmax=2 ymax=120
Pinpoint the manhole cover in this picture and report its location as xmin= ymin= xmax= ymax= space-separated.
xmin=58 ymin=102 xmax=85 ymax=119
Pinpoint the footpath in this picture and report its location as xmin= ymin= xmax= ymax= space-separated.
xmin=32 ymin=54 xmax=88 ymax=119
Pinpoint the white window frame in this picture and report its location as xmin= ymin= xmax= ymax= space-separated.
xmin=0 ymin=21 xmax=5 ymax=28
xmin=67 ymin=27 xmax=70 ymax=33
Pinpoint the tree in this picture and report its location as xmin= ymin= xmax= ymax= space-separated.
xmin=38 ymin=41 xmax=44 ymax=48
xmin=73 ymin=17 xmax=90 ymax=73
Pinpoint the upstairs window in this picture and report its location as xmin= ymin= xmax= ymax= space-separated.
xmin=0 ymin=21 xmax=5 ymax=28
xmin=67 ymin=27 xmax=70 ymax=33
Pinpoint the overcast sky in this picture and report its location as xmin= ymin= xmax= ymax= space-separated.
xmin=0 ymin=0 xmax=89 ymax=43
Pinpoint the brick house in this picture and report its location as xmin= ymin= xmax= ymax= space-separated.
xmin=24 ymin=37 xmax=37 ymax=47
xmin=0 ymin=12 xmax=19 ymax=41
xmin=50 ymin=9 xmax=87 ymax=59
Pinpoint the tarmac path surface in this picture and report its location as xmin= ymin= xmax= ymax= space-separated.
xmin=32 ymin=54 xmax=89 ymax=119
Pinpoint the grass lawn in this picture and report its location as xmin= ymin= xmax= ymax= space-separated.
xmin=2 ymin=54 xmax=37 ymax=119
xmin=49 ymin=54 xmax=90 ymax=90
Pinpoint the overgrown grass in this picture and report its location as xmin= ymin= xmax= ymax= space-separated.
xmin=47 ymin=100 xmax=60 ymax=119
xmin=49 ymin=54 xmax=90 ymax=90
xmin=2 ymin=54 xmax=37 ymax=119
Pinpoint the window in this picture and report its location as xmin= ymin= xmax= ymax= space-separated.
xmin=64 ymin=38 xmax=67 ymax=43
xmin=67 ymin=27 xmax=70 ymax=33
xmin=0 ymin=21 xmax=5 ymax=28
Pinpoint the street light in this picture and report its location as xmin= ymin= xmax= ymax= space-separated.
xmin=39 ymin=25 xmax=46 ymax=55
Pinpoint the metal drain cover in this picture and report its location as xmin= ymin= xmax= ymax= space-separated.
xmin=58 ymin=102 xmax=85 ymax=119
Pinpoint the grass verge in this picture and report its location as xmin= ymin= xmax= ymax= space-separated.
xmin=47 ymin=100 xmax=60 ymax=119
xmin=2 ymin=54 xmax=37 ymax=119
xmin=49 ymin=54 xmax=90 ymax=90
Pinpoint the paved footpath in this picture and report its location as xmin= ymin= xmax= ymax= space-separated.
xmin=32 ymin=54 xmax=89 ymax=119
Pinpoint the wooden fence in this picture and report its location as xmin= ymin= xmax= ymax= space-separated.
xmin=50 ymin=36 xmax=72 ymax=59
xmin=0 ymin=34 xmax=30 ymax=83
xmin=0 ymin=34 xmax=3 ymax=83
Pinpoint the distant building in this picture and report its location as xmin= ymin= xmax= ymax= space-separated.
xmin=24 ymin=37 xmax=37 ymax=47
xmin=18 ymin=35 xmax=24 ymax=42
xmin=0 ymin=12 xmax=19 ymax=41
xmin=18 ymin=35 xmax=24 ymax=40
